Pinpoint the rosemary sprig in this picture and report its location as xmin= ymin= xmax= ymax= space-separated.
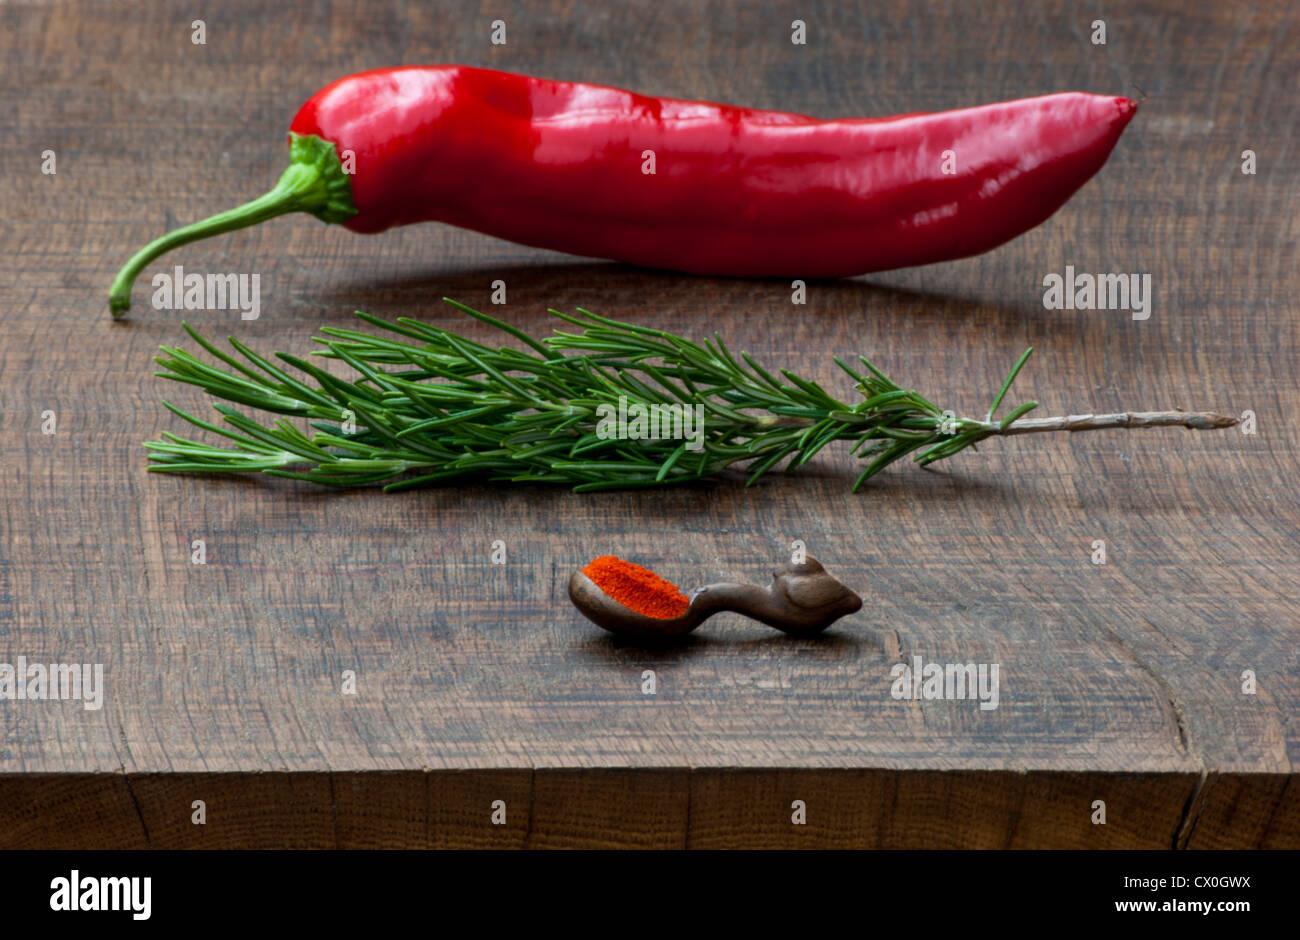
xmin=146 ymin=299 xmax=1238 ymax=492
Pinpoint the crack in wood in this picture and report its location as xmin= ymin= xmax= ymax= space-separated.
xmin=120 ymin=774 xmax=151 ymax=847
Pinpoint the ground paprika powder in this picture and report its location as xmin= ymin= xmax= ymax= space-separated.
xmin=580 ymin=556 xmax=691 ymax=619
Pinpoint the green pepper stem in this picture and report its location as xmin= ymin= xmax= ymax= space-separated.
xmin=109 ymin=133 xmax=356 ymax=318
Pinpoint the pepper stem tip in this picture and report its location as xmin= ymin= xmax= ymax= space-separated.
xmin=107 ymin=133 xmax=356 ymax=318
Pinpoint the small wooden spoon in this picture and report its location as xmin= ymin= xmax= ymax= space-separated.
xmin=569 ymin=556 xmax=863 ymax=639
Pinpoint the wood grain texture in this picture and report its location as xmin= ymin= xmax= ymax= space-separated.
xmin=0 ymin=770 xmax=1289 ymax=848
xmin=0 ymin=0 xmax=1296 ymax=848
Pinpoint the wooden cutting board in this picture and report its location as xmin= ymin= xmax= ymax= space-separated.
xmin=0 ymin=0 xmax=1295 ymax=847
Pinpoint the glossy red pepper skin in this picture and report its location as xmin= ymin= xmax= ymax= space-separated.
xmin=290 ymin=65 xmax=1137 ymax=277
xmin=108 ymin=66 xmax=1139 ymax=315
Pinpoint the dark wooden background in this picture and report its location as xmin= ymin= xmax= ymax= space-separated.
xmin=0 ymin=0 xmax=1296 ymax=848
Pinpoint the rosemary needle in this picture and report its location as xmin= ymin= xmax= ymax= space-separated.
xmin=145 ymin=299 xmax=1238 ymax=493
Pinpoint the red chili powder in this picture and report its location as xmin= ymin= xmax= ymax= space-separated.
xmin=582 ymin=555 xmax=691 ymax=619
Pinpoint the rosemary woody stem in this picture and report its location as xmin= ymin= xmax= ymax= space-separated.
xmin=987 ymin=410 xmax=1239 ymax=434
xmin=755 ymin=410 xmax=1237 ymax=435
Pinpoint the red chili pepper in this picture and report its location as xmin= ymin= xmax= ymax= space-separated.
xmin=109 ymin=65 xmax=1137 ymax=316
